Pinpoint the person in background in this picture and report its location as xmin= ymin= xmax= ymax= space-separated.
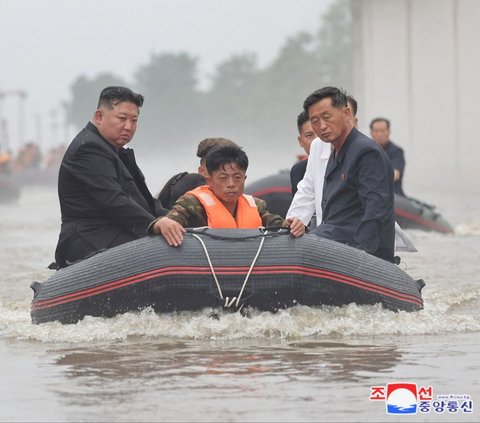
xmin=45 ymin=144 xmax=67 ymax=169
xmin=289 ymin=110 xmax=316 ymax=195
xmin=54 ymin=86 xmax=183 ymax=268
xmin=158 ymin=137 xmax=239 ymax=209
xmin=347 ymin=95 xmax=359 ymax=127
xmin=0 ymin=150 xmax=13 ymax=174
xmin=13 ymin=142 xmax=42 ymax=171
xmin=154 ymin=145 xmax=305 ymax=246
xmin=304 ymin=86 xmax=395 ymax=262
xmin=196 ymin=137 xmax=239 ymax=177
xmin=370 ymin=117 xmax=406 ymax=196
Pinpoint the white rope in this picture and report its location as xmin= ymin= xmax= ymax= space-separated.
xmin=191 ymin=231 xmax=268 ymax=309
xmin=191 ymin=233 xmax=224 ymax=300
xmin=235 ymin=231 xmax=267 ymax=307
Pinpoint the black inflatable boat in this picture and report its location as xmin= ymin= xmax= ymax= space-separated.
xmin=245 ymin=171 xmax=454 ymax=234
xmin=30 ymin=228 xmax=424 ymax=324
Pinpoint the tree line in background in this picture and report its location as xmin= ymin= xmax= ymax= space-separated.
xmin=67 ymin=0 xmax=353 ymax=156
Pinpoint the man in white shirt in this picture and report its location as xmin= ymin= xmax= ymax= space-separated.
xmin=287 ymin=95 xmax=415 ymax=253
xmin=286 ymin=135 xmax=330 ymax=227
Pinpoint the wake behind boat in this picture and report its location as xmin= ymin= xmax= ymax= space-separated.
xmin=30 ymin=228 xmax=424 ymax=324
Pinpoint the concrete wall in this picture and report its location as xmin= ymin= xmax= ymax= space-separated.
xmin=352 ymin=0 xmax=480 ymax=194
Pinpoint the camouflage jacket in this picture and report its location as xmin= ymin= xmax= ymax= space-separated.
xmin=166 ymin=193 xmax=290 ymax=229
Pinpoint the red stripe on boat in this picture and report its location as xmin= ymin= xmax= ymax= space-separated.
xmin=250 ymin=186 xmax=291 ymax=196
xmin=31 ymin=264 xmax=423 ymax=310
xmin=395 ymin=207 xmax=453 ymax=233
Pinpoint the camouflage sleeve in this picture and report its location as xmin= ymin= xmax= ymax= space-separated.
xmin=166 ymin=194 xmax=208 ymax=228
xmin=255 ymin=197 xmax=290 ymax=229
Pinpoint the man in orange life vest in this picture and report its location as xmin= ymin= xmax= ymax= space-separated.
xmin=152 ymin=145 xmax=305 ymax=246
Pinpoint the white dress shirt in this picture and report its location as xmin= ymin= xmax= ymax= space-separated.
xmin=286 ymin=137 xmax=331 ymax=225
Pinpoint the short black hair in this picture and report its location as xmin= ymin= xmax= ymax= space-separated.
xmin=205 ymin=145 xmax=248 ymax=174
xmin=296 ymin=110 xmax=310 ymax=133
xmin=97 ymin=86 xmax=144 ymax=109
xmin=347 ymin=95 xmax=358 ymax=117
xmin=370 ymin=117 xmax=391 ymax=130
xmin=303 ymin=86 xmax=348 ymax=112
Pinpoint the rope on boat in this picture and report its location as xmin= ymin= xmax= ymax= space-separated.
xmin=234 ymin=232 xmax=266 ymax=308
xmin=191 ymin=233 xmax=224 ymax=301
xmin=186 ymin=226 xmax=288 ymax=240
xmin=191 ymin=231 xmax=268 ymax=309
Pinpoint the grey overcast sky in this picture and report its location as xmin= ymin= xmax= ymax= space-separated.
xmin=0 ymin=0 xmax=333 ymax=151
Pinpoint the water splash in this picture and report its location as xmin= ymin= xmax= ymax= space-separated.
xmin=455 ymin=223 xmax=480 ymax=236
xmin=1 ymin=289 xmax=479 ymax=344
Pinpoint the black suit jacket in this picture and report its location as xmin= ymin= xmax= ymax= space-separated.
xmin=313 ymin=127 xmax=395 ymax=262
xmin=55 ymin=122 xmax=167 ymax=267
xmin=384 ymin=141 xmax=406 ymax=196
xmin=290 ymin=159 xmax=308 ymax=195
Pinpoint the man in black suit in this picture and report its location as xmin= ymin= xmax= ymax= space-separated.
xmin=370 ymin=117 xmax=406 ymax=196
xmin=54 ymin=86 xmax=184 ymax=268
xmin=289 ymin=110 xmax=316 ymax=195
xmin=305 ymin=86 xmax=395 ymax=262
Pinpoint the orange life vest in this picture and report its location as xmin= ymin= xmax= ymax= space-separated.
xmin=188 ymin=185 xmax=262 ymax=229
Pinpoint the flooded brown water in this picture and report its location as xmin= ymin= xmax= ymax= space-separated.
xmin=1 ymin=184 xmax=479 ymax=422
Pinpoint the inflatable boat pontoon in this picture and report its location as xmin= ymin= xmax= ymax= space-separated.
xmin=30 ymin=228 xmax=424 ymax=324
